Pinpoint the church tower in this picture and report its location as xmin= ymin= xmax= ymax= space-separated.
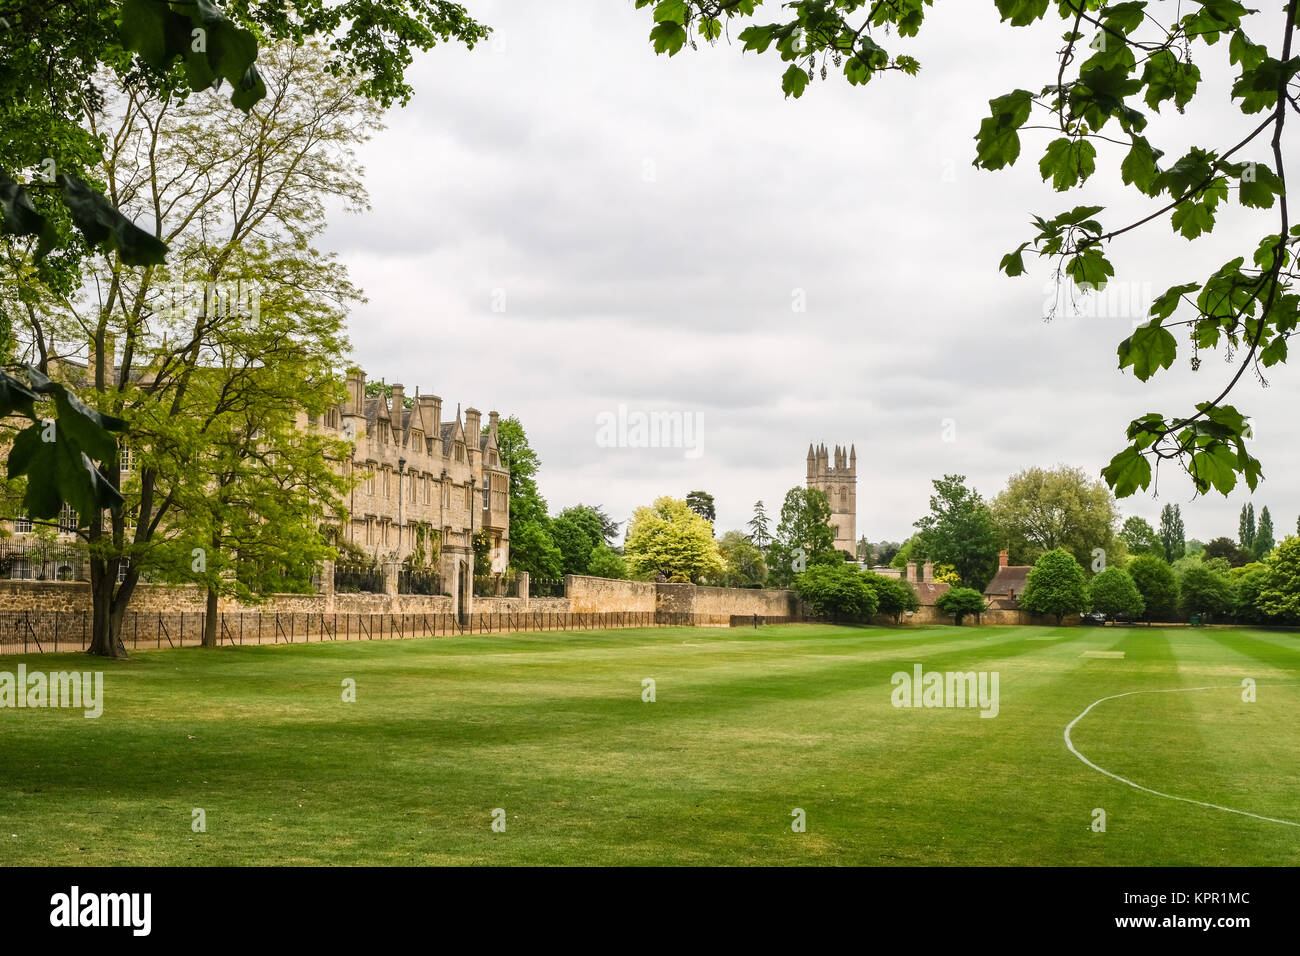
xmin=806 ymin=442 xmax=857 ymax=557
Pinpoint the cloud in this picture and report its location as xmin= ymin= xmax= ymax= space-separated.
xmin=322 ymin=1 xmax=1300 ymax=543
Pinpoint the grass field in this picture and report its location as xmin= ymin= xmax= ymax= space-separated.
xmin=1 ymin=623 xmax=1297 ymax=866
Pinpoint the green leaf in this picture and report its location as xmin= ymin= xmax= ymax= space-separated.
xmin=1118 ymin=322 xmax=1177 ymax=380
xmin=1231 ymin=56 xmax=1300 ymax=114
xmin=1038 ymin=137 xmax=1097 ymax=190
xmin=1120 ymin=136 xmax=1163 ymax=196
xmin=58 ymin=174 xmax=168 ymax=266
xmin=650 ymin=20 xmax=687 ymax=55
xmin=1237 ymin=162 xmax=1284 ymax=208
xmin=653 ymin=0 xmax=688 ymax=24
xmin=1065 ymin=247 xmax=1114 ymax=287
xmin=1149 ymin=281 xmax=1199 ymax=320
xmin=994 ymin=0 xmax=1051 ymax=27
xmin=0 ymin=371 xmax=40 ymax=420
xmin=0 ymin=174 xmax=60 ymax=259
xmin=1142 ymin=50 xmax=1201 ymax=112
xmin=781 ymin=63 xmax=810 ymax=98
xmin=1170 ymin=199 xmax=1214 ymax=239
xmin=973 ymin=89 xmax=1034 ymax=170
xmin=1102 ymin=445 xmax=1153 ymax=497
xmin=1189 ymin=445 xmax=1238 ymax=495
xmin=1000 ymin=245 xmax=1027 ymax=277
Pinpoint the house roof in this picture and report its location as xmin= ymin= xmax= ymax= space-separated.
xmin=911 ymin=582 xmax=951 ymax=606
xmin=984 ymin=565 xmax=1031 ymax=597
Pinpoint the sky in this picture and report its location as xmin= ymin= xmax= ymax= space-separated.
xmin=321 ymin=0 xmax=1300 ymax=545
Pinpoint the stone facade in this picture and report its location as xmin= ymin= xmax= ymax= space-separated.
xmin=807 ymin=442 xmax=856 ymax=557
xmin=308 ymin=368 xmax=510 ymax=618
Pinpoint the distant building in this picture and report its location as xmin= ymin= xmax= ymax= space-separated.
xmin=314 ymin=368 xmax=511 ymax=607
xmin=806 ymin=442 xmax=856 ymax=557
xmin=983 ymin=550 xmax=1031 ymax=610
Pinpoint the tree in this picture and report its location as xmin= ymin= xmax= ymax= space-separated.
xmin=639 ymin=2 xmax=1293 ymax=500
xmin=1179 ymin=565 xmax=1234 ymax=621
xmin=747 ymin=500 xmax=772 ymax=551
xmin=1255 ymin=506 xmax=1276 ymax=558
xmin=874 ymin=540 xmax=903 ymax=566
xmin=1159 ymin=505 xmax=1186 ymax=563
xmin=1119 ymin=516 xmax=1162 ymax=557
xmin=935 ymin=587 xmax=987 ymax=626
xmin=717 ymin=530 xmax=767 ymax=588
xmin=767 ymin=487 xmax=837 ymax=588
xmin=794 ymin=562 xmax=877 ymax=621
xmin=1239 ymin=502 xmax=1257 ymax=555
xmin=624 ymin=496 xmax=723 ymax=583
xmin=551 ymin=505 xmax=608 ymax=576
xmin=586 ymin=541 xmax=628 ymax=580
xmin=1019 ymin=548 xmax=1091 ymax=626
xmin=1127 ymin=554 xmax=1180 ymax=622
xmin=1233 ymin=564 xmax=1273 ymax=624
xmin=990 ymin=464 xmax=1120 ymax=568
xmin=3 ymin=45 xmax=372 ymax=656
xmin=156 ymin=269 xmax=352 ymax=647
xmin=685 ymin=490 xmax=716 ymax=524
xmin=866 ymin=573 xmax=920 ymax=624
xmin=1089 ymin=567 xmax=1145 ymax=620
xmin=1256 ymin=536 xmax=1300 ymax=622
xmin=889 ymin=537 xmax=916 ymax=571
xmin=1203 ymin=536 xmax=1249 ymax=568
xmin=912 ymin=475 xmax=999 ymax=591
xmin=493 ymin=416 xmax=561 ymax=580
xmin=0 ymin=2 xmax=490 ymax=528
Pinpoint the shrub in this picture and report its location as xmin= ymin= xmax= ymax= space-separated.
xmin=935 ymin=587 xmax=987 ymax=625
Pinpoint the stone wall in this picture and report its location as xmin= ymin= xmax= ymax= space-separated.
xmin=656 ymin=583 xmax=799 ymax=626
xmin=566 ymin=575 xmax=657 ymax=614
xmin=874 ymin=604 xmax=1083 ymax=627
xmin=0 ymin=576 xmax=1080 ymax=633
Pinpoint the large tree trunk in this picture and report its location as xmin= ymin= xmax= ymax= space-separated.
xmin=87 ymin=561 xmax=127 ymax=658
xmin=202 ymin=586 xmax=219 ymax=647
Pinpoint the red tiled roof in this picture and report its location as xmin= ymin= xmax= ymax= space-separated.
xmin=910 ymin=582 xmax=951 ymax=606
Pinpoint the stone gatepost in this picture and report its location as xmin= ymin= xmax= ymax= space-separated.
xmin=518 ymin=571 xmax=530 ymax=610
xmin=321 ymin=558 xmax=335 ymax=614
xmin=383 ymin=558 xmax=399 ymax=597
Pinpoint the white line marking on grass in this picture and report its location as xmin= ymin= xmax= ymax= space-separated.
xmin=1064 ymin=684 xmax=1300 ymax=828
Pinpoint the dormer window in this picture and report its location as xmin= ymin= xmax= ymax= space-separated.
xmin=455 ymin=443 xmax=464 ymax=462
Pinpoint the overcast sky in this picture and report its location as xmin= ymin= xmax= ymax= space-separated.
xmin=322 ymin=0 xmax=1300 ymax=545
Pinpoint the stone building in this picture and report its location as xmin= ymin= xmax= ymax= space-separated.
xmin=983 ymin=550 xmax=1032 ymax=610
xmin=807 ymin=442 xmax=856 ymax=557
xmin=311 ymin=368 xmax=510 ymax=613
xmin=1 ymin=361 xmax=511 ymax=619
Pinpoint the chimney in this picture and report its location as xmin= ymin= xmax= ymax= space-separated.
xmin=905 ymin=561 xmax=917 ymax=583
xmin=390 ymin=383 xmax=405 ymax=420
xmin=344 ymin=369 xmax=363 ymax=416
xmin=922 ymin=560 xmax=934 ymax=584
xmin=999 ymin=549 xmax=1009 ymax=568
xmin=464 ymin=407 xmax=482 ymax=444
xmin=488 ymin=410 xmax=499 ymax=443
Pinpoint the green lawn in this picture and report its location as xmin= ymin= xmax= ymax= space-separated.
xmin=1 ymin=623 xmax=1297 ymax=865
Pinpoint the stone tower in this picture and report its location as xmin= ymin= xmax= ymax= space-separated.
xmin=806 ymin=443 xmax=857 ymax=557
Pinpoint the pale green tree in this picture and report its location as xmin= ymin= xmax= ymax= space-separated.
xmin=624 ymin=496 xmax=723 ymax=583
